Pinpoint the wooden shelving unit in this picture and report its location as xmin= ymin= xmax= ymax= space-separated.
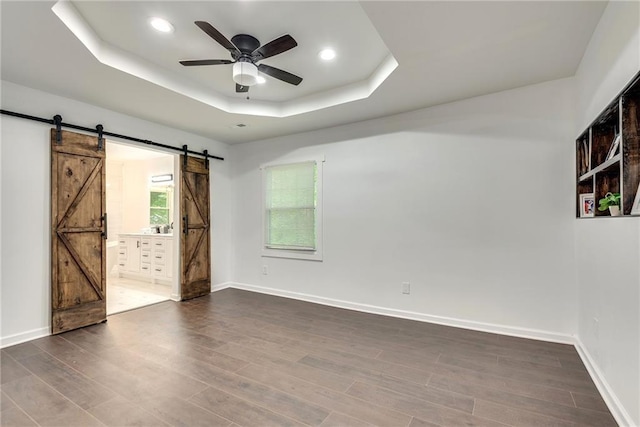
xmin=576 ymin=71 xmax=640 ymax=218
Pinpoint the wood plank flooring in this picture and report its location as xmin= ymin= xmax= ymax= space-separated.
xmin=1 ymin=289 xmax=616 ymax=426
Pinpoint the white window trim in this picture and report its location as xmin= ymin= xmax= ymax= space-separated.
xmin=149 ymin=186 xmax=173 ymax=226
xmin=261 ymin=156 xmax=324 ymax=261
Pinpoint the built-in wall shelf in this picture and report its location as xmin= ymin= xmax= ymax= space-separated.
xmin=578 ymin=153 xmax=621 ymax=182
xmin=576 ymin=70 xmax=640 ymax=218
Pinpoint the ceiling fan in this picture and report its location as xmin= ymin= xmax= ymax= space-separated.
xmin=180 ymin=21 xmax=303 ymax=93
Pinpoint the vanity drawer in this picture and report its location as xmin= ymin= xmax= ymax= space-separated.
xmin=152 ymin=239 xmax=166 ymax=251
xmin=152 ymin=265 xmax=166 ymax=277
xmin=141 ymin=251 xmax=151 ymax=262
xmin=141 ymin=238 xmax=152 ymax=250
xmin=117 ymin=248 xmax=127 ymax=260
xmin=140 ymin=263 xmax=151 ymax=275
xmin=153 ymin=252 xmax=166 ymax=265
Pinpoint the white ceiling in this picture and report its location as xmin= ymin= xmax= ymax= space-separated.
xmin=0 ymin=1 xmax=607 ymax=144
xmin=71 ymin=1 xmax=391 ymax=103
xmin=51 ymin=0 xmax=397 ymax=117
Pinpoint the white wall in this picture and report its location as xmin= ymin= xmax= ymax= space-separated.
xmin=0 ymin=81 xmax=233 ymax=346
xmin=120 ymin=155 xmax=174 ymax=233
xmin=231 ymin=77 xmax=577 ymax=338
xmin=575 ymin=1 xmax=640 ymax=131
xmin=574 ymin=2 xmax=640 ymax=425
xmin=106 ymin=159 xmax=124 ymax=241
xmin=106 ymin=155 xmax=176 ymax=241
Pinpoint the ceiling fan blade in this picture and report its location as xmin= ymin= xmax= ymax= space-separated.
xmin=252 ymin=35 xmax=297 ymax=60
xmin=258 ymin=64 xmax=303 ymax=85
xmin=179 ymin=59 xmax=234 ymax=66
xmin=236 ymin=84 xmax=250 ymax=93
xmin=194 ymin=21 xmax=240 ymax=55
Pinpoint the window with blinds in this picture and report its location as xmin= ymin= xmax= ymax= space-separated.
xmin=262 ymin=159 xmax=323 ymax=260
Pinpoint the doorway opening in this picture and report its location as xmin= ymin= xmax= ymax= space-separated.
xmin=105 ymin=141 xmax=179 ymax=315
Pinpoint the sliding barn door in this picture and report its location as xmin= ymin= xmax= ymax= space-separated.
xmin=51 ymin=130 xmax=106 ymax=334
xmin=180 ymin=156 xmax=211 ymax=300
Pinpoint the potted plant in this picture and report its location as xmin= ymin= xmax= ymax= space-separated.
xmin=597 ymin=192 xmax=621 ymax=216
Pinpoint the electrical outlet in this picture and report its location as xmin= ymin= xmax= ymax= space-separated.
xmin=402 ymin=282 xmax=410 ymax=294
xmin=262 ymin=265 xmax=268 ymax=275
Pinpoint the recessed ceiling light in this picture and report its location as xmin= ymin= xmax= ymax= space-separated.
xmin=256 ymin=75 xmax=266 ymax=84
xmin=319 ymin=48 xmax=336 ymax=61
xmin=149 ymin=17 xmax=174 ymax=33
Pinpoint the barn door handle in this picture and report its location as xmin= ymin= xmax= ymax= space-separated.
xmin=183 ymin=215 xmax=189 ymax=235
xmin=101 ymin=213 xmax=107 ymax=240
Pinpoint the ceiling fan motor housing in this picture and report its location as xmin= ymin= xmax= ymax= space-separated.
xmin=231 ymin=34 xmax=261 ymax=54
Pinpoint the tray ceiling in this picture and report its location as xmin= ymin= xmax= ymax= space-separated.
xmin=0 ymin=1 xmax=608 ymax=143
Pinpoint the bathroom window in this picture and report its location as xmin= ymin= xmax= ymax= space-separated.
xmin=150 ymin=186 xmax=172 ymax=225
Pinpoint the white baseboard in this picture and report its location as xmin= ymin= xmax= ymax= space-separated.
xmin=574 ymin=338 xmax=635 ymax=427
xmin=211 ymin=282 xmax=233 ymax=293
xmin=225 ymin=282 xmax=574 ymax=344
xmin=0 ymin=326 xmax=50 ymax=349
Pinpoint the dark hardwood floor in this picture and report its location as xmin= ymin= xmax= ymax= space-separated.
xmin=1 ymin=289 xmax=616 ymax=426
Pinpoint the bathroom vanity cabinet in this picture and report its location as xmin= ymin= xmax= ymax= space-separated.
xmin=117 ymin=233 xmax=173 ymax=283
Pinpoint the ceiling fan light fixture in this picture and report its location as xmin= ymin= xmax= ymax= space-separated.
xmin=256 ymin=75 xmax=266 ymax=84
xmin=233 ymin=62 xmax=259 ymax=86
xmin=319 ymin=48 xmax=336 ymax=61
xmin=149 ymin=17 xmax=174 ymax=33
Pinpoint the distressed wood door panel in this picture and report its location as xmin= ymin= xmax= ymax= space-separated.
xmin=51 ymin=129 xmax=106 ymax=334
xmin=180 ymin=156 xmax=211 ymax=300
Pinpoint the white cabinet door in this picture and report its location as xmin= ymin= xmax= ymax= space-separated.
xmin=126 ymin=237 xmax=141 ymax=272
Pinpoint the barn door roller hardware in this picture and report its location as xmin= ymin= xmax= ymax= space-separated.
xmin=183 ymin=144 xmax=189 ymax=168
xmin=0 ymin=109 xmax=224 ymax=162
xmin=96 ymin=124 xmax=104 ymax=151
xmin=53 ymin=115 xmax=62 ymax=144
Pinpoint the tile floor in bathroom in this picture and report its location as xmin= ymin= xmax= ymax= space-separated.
xmin=106 ymin=277 xmax=171 ymax=315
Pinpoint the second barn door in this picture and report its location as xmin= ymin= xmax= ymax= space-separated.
xmin=180 ymin=155 xmax=211 ymax=300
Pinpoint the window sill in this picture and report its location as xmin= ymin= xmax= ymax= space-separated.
xmin=262 ymin=248 xmax=323 ymax=261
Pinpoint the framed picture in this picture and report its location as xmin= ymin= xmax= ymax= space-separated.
xmin=579 ymin=193 xmax=595 ymax=217
xmin=606 ymin=134 xmax=621 ymax=160
xmin=631 ymin=184 xmax=640 ymax=215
